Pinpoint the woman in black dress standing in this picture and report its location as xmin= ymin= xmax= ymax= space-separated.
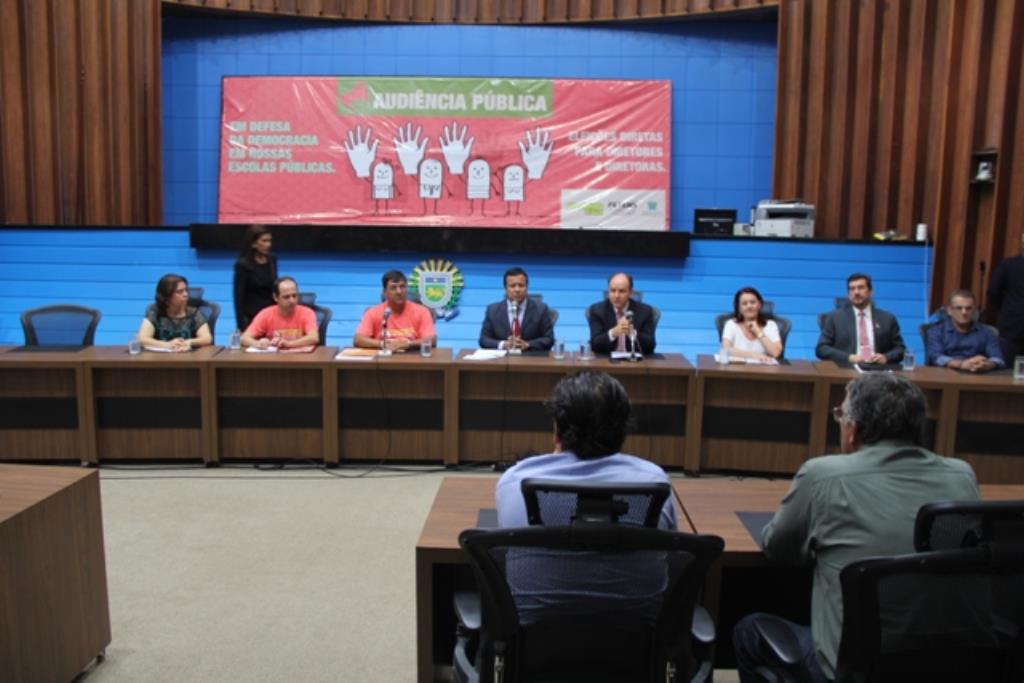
xmin=233 ymin=225 xmax=278 ymax=332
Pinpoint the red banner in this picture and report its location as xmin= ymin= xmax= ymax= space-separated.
xmin=218 ymin=77 xmax=671 ymax=230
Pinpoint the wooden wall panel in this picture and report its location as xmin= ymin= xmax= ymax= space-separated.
xmin=0 ymin=0 xmax=162 ymax=225
xmin=161 ymin=0 xmax=777 ymax=22
xmin=775 ymin=0 xmax=1024 ymax=310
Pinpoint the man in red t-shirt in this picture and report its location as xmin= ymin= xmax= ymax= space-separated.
xmin=354 ymin=270 xmax=436 ymax=352
xmin=241 ymin=276 xmax=319 ymax=349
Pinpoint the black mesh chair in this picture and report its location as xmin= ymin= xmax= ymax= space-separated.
xmin=455 ymin=480 xmax=717 ymax=682
xmin=817 ymin=297 xmax=849 ymax=330
xmin=522 ymin=478 xmax=671 ymax=528
xmin=311 ymin=304 xmax=332 ymax=345
xmin=21 ymin=304 xmax=101 ymax=346
xmin=915 ymin=500 xmax=1024 ymax=551
xmin=298 ymin=292 xmax=333 ymax=345
xmin=455 ymin=523 xmax=723 ymax=683
xmin=834 ymin=543 xmax=1024 ymax=682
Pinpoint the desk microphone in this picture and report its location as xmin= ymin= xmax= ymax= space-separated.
xmin=625 ymin=310 xmax=639 ymax=361
xmin=509 ymin=301 xmax=522 ymax=355
xmin=380 ymin=308 xmax=392 ymax=355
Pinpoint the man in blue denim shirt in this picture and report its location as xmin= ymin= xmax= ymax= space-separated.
xmin=926 ymin=289 xmax=1004 ymax=372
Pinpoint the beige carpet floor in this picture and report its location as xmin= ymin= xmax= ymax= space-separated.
xmin=81 ymin=463 xmax=742 ymax=683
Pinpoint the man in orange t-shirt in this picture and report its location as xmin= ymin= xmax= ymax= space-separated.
xmin=354 ymin=270 xmax=436 ymax=352
xmin=241 ymin=276 xmax=319 ymax=349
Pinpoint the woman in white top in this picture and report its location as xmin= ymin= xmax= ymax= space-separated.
xmin=721 ymin=286 xmax=783 ymax=361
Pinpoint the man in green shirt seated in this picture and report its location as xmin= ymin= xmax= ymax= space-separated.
xmin=733 ymin=374 xmax=979 ymax=682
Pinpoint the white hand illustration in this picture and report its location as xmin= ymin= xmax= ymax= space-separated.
xmin=518 ymin=128 xmax=554 ymax=179
xmin=440 ymin=121 xmax=474 ymax=175
xmin=393 ymin=123 xmax=428 ymax=175
xmin=343 ymin=125 xmax=378 ymax=178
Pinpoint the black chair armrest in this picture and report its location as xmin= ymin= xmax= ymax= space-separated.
xmin=753 ymin=617 xmax=804 ymax=665
xmin=454 ymin=590 xmax=482 ymax=631
xmin=691 ymin=605 xmax=715 ymax=646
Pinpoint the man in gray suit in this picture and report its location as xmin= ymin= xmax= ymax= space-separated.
xmin=479 ymin=266 xmax=554 ymax=351
xmin=816 ymin=273 xmax=906 ymax=364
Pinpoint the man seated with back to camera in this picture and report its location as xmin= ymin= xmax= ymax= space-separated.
xmin=733 ymin=373 xmax=979 ymax=682
xmin=353 ymin=270 xmax=436 ymax=352
xmin=495 ymin=370 xmax=677 ymax=622
xmin=240 ymin=276 xmax=319 ymax=350
xmin=587 ymin=272 xmax=657 ymax=356
xmin=926 ymin=289 xmax=1004 ymax=372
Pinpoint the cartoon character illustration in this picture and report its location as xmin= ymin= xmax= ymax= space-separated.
xmin=418 ymin=158 xmax=452 ymax=214
xmin=465 ymin=157 xmax=492 ymax=214
xmin=342 ymin=125 xmax=378 ymax=178
xmin=518 ymin=127 xmax=553 ymax=179
xmin=371 ymin=160 xmax=397 ymax=215
xmin=500 ymin=164 xmax=526 ymax=216
xmin=440 ymin=121 xmax=474 ymax=175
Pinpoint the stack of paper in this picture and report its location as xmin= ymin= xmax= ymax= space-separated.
xmin=463 ymin=349 xmax=507 ymax=361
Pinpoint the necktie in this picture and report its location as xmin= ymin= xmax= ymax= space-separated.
xmin=616 ymin=310 xmax=627 ymax=352
xmin=858 ymin=311 xmax=871 ymax=359
xmin=512 ymin=311 xmax=521 ymax=338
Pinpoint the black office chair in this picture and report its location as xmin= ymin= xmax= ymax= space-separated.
xmin=915 ymin=500 xmax=1024 ymax=551
xmin=455 ymin=523 xmax=723 ymax=683
xmin=298 ymin=291 xmax=333 ymax=345
xmin=834 ymin=543 xmax=1024 ymax=682
xmin=181 ymin=287 xmax=220 ymax=341
xmin=817 ymin=297 xmax=849 ymax=330
xmin=20 ymin=304 xmax=101 ymax=346
xmin=750 ymin=541 xmax=1024 ymax=683
xmin=455 ymin=481 xmax=717 ymax=681
xmin=522 ymin=478 xmax=671 ymax=528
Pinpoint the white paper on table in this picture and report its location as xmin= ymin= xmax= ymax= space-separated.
xmin=610 ymin=351 xmax=643 ymax=360
xmin=245 ymin=346 xmax=278 ymax=353
xmin=142 ymin=345 xmax=173 ymax=353
xmin=334 ymin=352 xmax=374 ymax=361
xmin=464 ymin=349 xmax=507 ymax=361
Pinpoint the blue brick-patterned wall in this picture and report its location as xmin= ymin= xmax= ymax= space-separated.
xmin=161 ymin=15 xmax=777 ymax=227
xmin=0 ymin=230 xmax=933 ymax=362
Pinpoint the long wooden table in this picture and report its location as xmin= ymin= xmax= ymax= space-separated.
xmin=0 ymin=463 xmax=111 ymax=681
xmin=0 ymin=347 xmax=1022 ymax=481
xmin=455 ymin=351 xmax=695 ymax=468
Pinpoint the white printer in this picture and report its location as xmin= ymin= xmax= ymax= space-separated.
xmin=752 ymin=200 xmax=815 ymax=238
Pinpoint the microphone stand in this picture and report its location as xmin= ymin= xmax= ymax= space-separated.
xmin=379 ymin=310 xmax=392 ymax=357
xmin=626 ymin=310 xmax=640 ymax=362
xmin=508 ymin=301 xmax=523 ymax=355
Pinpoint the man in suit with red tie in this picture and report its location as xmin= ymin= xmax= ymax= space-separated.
xmin=587 ymin=272 xmax=657 ymax=355
xmin=815 ymin=273 xmax=906 ymax=364
xmin=479 ymin=266 xmax=554 ymax=351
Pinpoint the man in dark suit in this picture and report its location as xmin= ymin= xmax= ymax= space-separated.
xmin=479 ymin=266 xmax=554 ymax=351
xmin=587 ymin=272 xmax=657 ymax=355
xmin=816 ymin=272 xmax=905 ymax=364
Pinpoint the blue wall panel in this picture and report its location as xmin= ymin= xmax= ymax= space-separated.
xmin=0 ymin=230 xmax=932 ymax=362
xmin=161 ymin=15 xmax=776 ymax=228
